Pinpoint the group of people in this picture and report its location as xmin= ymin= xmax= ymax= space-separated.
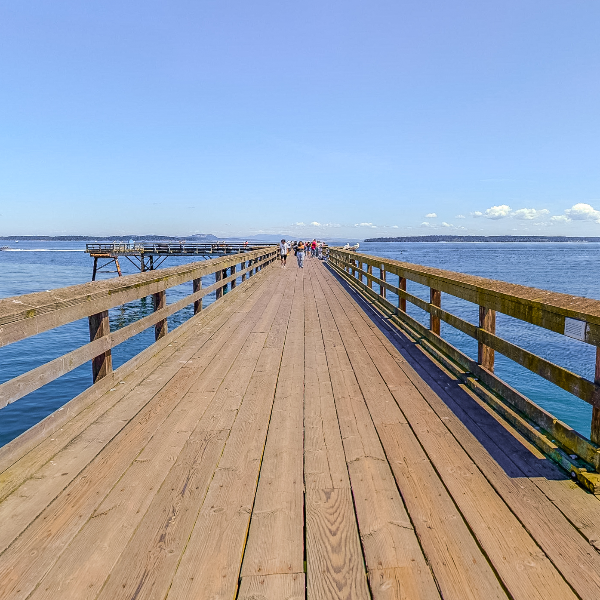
xmin=279 ymin=239 xmax=326 ymax=268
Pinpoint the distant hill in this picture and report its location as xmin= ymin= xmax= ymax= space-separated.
xmin=364 ymin=235 xmax=600 ymax=243
xmin=0 ymin=234 xmax=218 ymax=242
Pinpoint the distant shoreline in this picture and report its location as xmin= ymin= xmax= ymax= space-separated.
xmin=364 ymin=235 xmax=600 ymax=243
xmin=0 ymin=235 xmax=218 ymax=242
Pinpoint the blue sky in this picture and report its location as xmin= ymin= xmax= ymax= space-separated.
xmin=1 ymin=1 xmax=600 ymax=238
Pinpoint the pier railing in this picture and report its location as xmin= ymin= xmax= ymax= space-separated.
xmin=329 ymin=248 xmax=600 ymax=489
xmin=0 ymin=247 xmax=277 ymax=414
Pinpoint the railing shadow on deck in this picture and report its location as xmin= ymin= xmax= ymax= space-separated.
xmin=326 ymin=250 xmax=600 ymax=491
xmin=326 ymin=264 xmax=569 ymax=481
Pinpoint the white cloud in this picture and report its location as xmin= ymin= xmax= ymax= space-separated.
xmin=354 ymin=222 xmax=377 ymax=228
xmin=550 ymin=215 xmax=570 ymax=223
xmin=294 ymin=222 xmax=306 ymax=226
xmin=391 ymin=225 xmax=399 ymax=228
xmin=421 ymin=222 xmax=430 ymax=227
xmin=441 ymin=222 xmax=452 ymax=228
xmin=471 ymin=211 xmax=483 ymax=217
xmin=512 ymin=208 xmax=550 ymax=220
xmin=482 ymin=205 xmax=512 ymax=219
xmin=310 ymin=221 xmax=321 ymax=226
xmin=425 ymin=212 xmax=437 ymax=218
xmin=455 ymin=215 xmax=466 ymax=219
xmin=564 ymin=203 xmax=600 ymax=223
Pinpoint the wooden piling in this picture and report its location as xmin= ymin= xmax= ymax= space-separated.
xmin=216 ymin=270 xmax=223 ymax=299
xmin=88 ymin=310 xmax=112 ymax=382
xmin=478 ymin=306 xmax=496 ymax=372
xmin=193 ymin=278 xmax=202 ymax=315
xmin=398 ymin=277 xmax=406 ymax=312
xmin=430 ymin=288 xmax=441 ymax=335
xmin=379 ymin=264 xmax=386 ymax=298
xmin=367 ymin=264 xmax=373 ymax=289
xmin=241 ymin=261 xmax=246 ymax=282
xmin=153 ymin=290 xmax=168 ymax=340
xmin=231 ymin=264 xmax=237 ymax=289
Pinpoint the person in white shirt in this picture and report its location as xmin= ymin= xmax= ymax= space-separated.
xmin=279 ymin=239 xmax=290 ymax=267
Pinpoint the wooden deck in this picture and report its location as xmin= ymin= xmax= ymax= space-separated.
xmin=2 ymin=258 xmax=600 ymax=599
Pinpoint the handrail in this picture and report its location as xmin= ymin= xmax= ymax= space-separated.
xmin=0 ymin=248 xmax=278 ymax=410
xmin=329 ymin=248 xmax=600 ymax=489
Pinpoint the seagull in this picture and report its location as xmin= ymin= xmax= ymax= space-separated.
xmin=350 ymin=242 xmax=360 ymax=251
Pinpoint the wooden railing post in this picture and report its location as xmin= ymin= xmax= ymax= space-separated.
xmin=367 ymin=265 xmax=373 ymax=289
xmin=478 ymin=306 xmax=496 ymax=372
xmin=430 ymin=288 xmax=441 ymax=335
xmin=153 ymin=290 xmax=167 ymax=340
xmin=193 ymin=277 xmax=202 ymax=315
xmin=88 ymin=310 xmax=112 ymax=383
xmin=215 ymin=269 xmax=223 ymax=299
xmin=222 ymin=268 xmax=228 ymax=293
xmin=398 ymin=277 xmax=406 ymax=312
xmin=231 ymin=264 xmax=237 ymax=289
xmin=379 ymin=264 xmax=386 ymax=298
xmin=241 ymin=261 xmax=246 ymax=282
xmin=592 ymin=347 xmax=600 ymax=444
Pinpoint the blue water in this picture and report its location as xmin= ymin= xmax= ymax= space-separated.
xmin=0 ymin=240 xmax=227 ymax=447
xmin=358 ymin=242 xmax=600 ymax=438
xmin=1 ymin=240 xmax=598 ymax=447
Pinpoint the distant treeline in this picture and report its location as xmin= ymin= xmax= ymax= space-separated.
xmin=0 ymin=234 xmax=218 ymax=241
xmin=365 ymin=235 xmax=600 ymax=243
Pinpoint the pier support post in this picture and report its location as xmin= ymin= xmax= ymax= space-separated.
xmin=379 ymin=264 xmax=386 ymax=298
xmin=230 ymin=264 xmax=237 ymax=289
xmin=222 ymin=269 xmax=228 ymax=293
xmin=89 ymin=310 xmax=112 ymax=383
xmin=592 ymin=348 xmax=600 ymax=444
xmin=430 ymin=288 xmax=441 ymax=335
xmin=478 ymin=306 xmax=496 ymax=372
xmin=367 ymin=265 xmax=373 ymax=289
xmin=153 ymin=290 xmax=168 ymax=340
xmin=241 ymin=261 xmax=246 ymax=282
xmin=215 ymin=270 xmax=223 ymax=299
xmin=193 ymin=277 xmax=202 ymax=315
xmin=92 ymin=257 xmax=98 ymax=281
xmin=398 ymin=277 xmax=406 ymax=313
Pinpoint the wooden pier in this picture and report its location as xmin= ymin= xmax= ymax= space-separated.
xmin=2 ymin=249 xmax=600 ymax=599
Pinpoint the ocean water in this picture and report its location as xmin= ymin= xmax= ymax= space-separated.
xmin=0 ymin=240 xmax=598 ymax=447
xmin=358 ymin=242 xmax=600 ymax=439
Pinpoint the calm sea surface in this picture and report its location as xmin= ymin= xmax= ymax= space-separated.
xmin=1 ymin=240 xmax=599 ymax=447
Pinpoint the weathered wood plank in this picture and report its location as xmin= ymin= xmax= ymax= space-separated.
xmin=303 ymin=273 xmax=370 ymax=600
xmin=241 ymin=271 xmax=304 ymax=578
xmin=238 ymin=573 xmax=305 ymax=600
xmin=164 ymin=279 xmax=293 ymax=600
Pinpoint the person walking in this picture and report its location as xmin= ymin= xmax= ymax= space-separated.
xmin=296 ymin=240 xmax=306 ymax=268
xmin=311 ymin=239 xmax=317 ymax=257
xmin=279 ymin=239 xmax=289 ymax=267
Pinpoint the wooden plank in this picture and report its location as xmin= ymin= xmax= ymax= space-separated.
xmin=241 ymin=271 xmax=305 ymax=578
xmin=238 ymin=573 xmax=305 ymax=600
xmin=303 ymin=272 xmax=370 ymax=600
xmin=309 ymin=268 xmax=440 ymax=600
xmin=0 ymin=275 xmax=283 ymax=600
xmin=305 ymin=488 xmax=369 ymax=599
xmin=319 ymin=267 xmax=585 ymax=600
xmin=35 ymin=277 xmax=291 ymax=600
xmin=164 ymin=275 xmax=294 ymax=600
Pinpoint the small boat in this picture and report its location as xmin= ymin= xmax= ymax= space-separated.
xmin=0 ymin=246 xmax=9 ymax=251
